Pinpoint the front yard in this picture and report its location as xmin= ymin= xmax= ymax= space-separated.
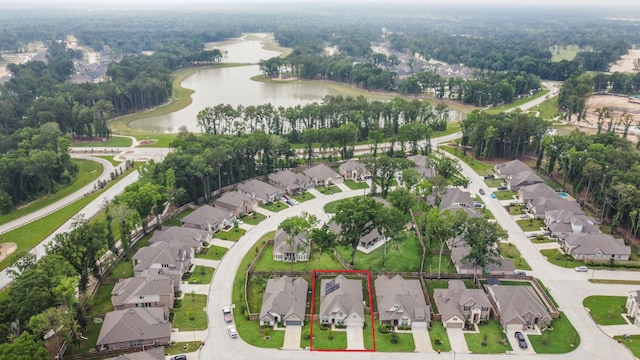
xmin=516 ymin=218 xmax=545 ymax=232
xmin=185 ymin=265 xmax=214 ymax=284
xmin=528 ymin=312 xmax=580 ymax=353
xmin=172 ymin=294 xmax=208 ymax=331
xmin=374 ymin=330 xmax=415 ymax=352
xmin=494 ymin=190 xmax=517 ymax=201
xmin=583 ymin=296 xmax=628 ymax=325
xmin=464 ymin=319 xmax=512 ymax=354
xmin=215 ymin=227 xmax=246 ymax=241
xmin=429 ymin=321 xmax=452 ymax=352
xmin=307 ymin=322 xmax=347 ymax=350
xmin=500 ymin=242 xmax=531 ymax=270
xmin=241 ymin=212 xmax=266 ymax=225
xmin=324 ymin=198 xmax=352 ymax=214
xmin=292 ymin=191 xmax=316 ymax=202
xmin=344 ymin=179 xmax=369 ymax=190
xmin=540 ymin=249 xmax=583 ymax=268
xmin=316 ymin=185 xmax=343 ymax=195
xmin=614 ymin=335 xmax=640 ymax=359
xmin=261 ymin=201 xmax=288 ymax=212
xmin=196 ymin=245 xmax=228 ymax=260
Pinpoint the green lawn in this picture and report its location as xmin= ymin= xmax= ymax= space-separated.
xmin=438 ymin=145 xmax=493 ymax=176
xmin=429 ymin=321 xmax=452 ymax=352
xmin=65 ymin=321 xmax=101 ymax=355
xmin=424 ymin=254 xmax=458 ymax=276
xmin=540 ymin=249 xmax=584 ymax=268
xmin=374 ymin=331 xmax=415 ymax=352
xmin=241 ymin=212 xmax=266 ymax=225
xmin=247 ymin=275 xmax=268 ymax=313
xmin=464 ymin=319 xmax=512 ymax=354
xmin=0 ymin=159 xmax=101 ymax=226
xmin=480 ymin=208 xmax=495 ymax=220
xmin=252 ymin=245 xmax=344 ymax=272
xmin=528 ymin=312 xmax=580 ymax=353
xmin=261 ymin=201 xmax=288 ymax=212
xmin=344 ymin=179 xmax=369 ymax=190
xmin=484 ymin=90 xmax=549 ymax=114
xmin=509 ymin=204 xmax=527 ymax=215
xmin=94 ymin=155 xmax=123 ymax=166
xmin=292 ymin=191 xmax=316 ymax=203
xmin=71 ymin=136 xmax=133 ymax=148
xmin=615 ymin=335 xmax=640 ymax=359
xmin=164 ymin=341 xmax=202 ymax=356
xmin=485 ymin=178 xmax=503 ymax=187
xmin=500 ymin=242 xmax=532 ymax=271
xmin=163 ymin=207 xmax=195 ymax=227
xmin=215 ymin=227 xmax=246 ymax=241
xmin=324 ymin=198 xmax=352 ymax=214
xmin=87 ymin=283 xmax=115 ymax=317
xmin=494 ymin=191 xmax=517 ymax=201
xmin=188 ymin=266 xmax=215 ymax=284
xmin=362 ymin=323 xmax=376 ymax=350
xmin=172 ymin=294 xmax=208 ymax=331
xmin=108 ymin=257 xmax=134 ymax=278
xmin=316 ymin=185 xmax=342 ymax=195
xmin=590 ymin=279 xmax=640 ymax=285
xmin=196 ymin=245 xmax=228 ymax=260
xmin=516 ymin=218 xmax=545 ymax=232
xmin=334 ymin=232 xmax=423 ymax=272
xmin=310 ymin=323 xmax=347 ymax=350
xmin=531 ymin=97 xmax=560 ymax=120
xmin=583 ymin=296 xmax=628 ymax=325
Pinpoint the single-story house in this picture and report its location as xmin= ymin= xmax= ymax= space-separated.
xmin=214 ymin=191 xmax=257 ymax=217
xmin=528 ymin=197 xmax=583 ymax=219
xmin=558 ymin=233 xmax=631 ymax=261
xmin=268 ymin=170 xmax=312 ymax=194
xmin=451 ymin=246 xmax=515 ymax=275
xmin=104 ymin=347 xmax=165 ymax=360
xmin=259 ymin=276 xmax=308 ymax=327
xmin=111 ymin=276 xmax=174 ymax=310
xmin=486 ymin=285 xmax=552 ymax=330
xmin=320 ymin=275 xmax=365 ymax=327
xmin=439 ymin=188 xmax=475 ymax=210
xmin=339 ymin=159 xmax=371 ymax=181
xmin=97 ymin=307 xmax=171 ymax=351
xmin=544 ymin=209 xmax=599 ymax=236
xmin=407 ymin=155 xmax=437 ymax=178
xmin=625 ymin=290 xmax=640 ymax=323
xmin=304 ymin=164 xmax=343 ymax=186
xmin=148 ymin=226 xmax=210 ymax=253
xmin=494 ymin=160 xmax=531 ymax=178
xmin=517 ymin=183 xmax=558 ymax=205
xmin=433 ymin=280 xmax=492 ymax=328
xmin=375 ymin=275 xmax=430 ymax=328
xmin=180 ymin=205 xmax=235 ymax=233
xmin=237 ymin=179 xmax=285 ymax=204
xmin=327 ymin=221 xmax=382 ymax=250
xmin=273 ymin=228 xmax=311 ymax=262
xmin=507 ymin=171 xmax=544 ymax=191
xmin=132 ymin=242 xmax=192 ymax=280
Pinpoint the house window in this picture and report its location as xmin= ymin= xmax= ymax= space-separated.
xmin=481 ymin=307 xmax=489 ymax=311
xmin=463 ymin=306 xmax=470 ymax=311
xmin=401 ymin=319 xmax=408 ymax=326
xmin=480 ymin=315 xmax=487 ymax=320
xmin=195 ymin=224 xmax=201 ymax=229
xmin=263 ymin=320 xmax=271 ymax=326
xmin=130 ymin=340 xmax=141 ymax=347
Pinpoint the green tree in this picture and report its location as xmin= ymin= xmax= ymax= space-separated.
xmin=334 ymin=197 xmax=382 ymax=267
xmin=0 ymin=332 xmax=48 ymax=360
xmin=109 ymin=203 xmax=135 ymax=255
xmin=120 ymin=181 xmax=164 ymax=234
xmin=387 ymin=187 xmax=415 ymax=215
xmin=279 ymin=212 xmax=318 ymax=269
xmin=460 ymin=217 xmax=507 ymax=282
xmin=29 ymin=307 xmax=72 ymax=357
xmin=308 ymin=226 xmax=337 ymax=269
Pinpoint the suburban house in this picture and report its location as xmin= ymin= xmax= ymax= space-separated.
xmin=304 ymin=164 xmax=343 ymax=186
xmin=375 ymin=275 xmax=430 ymax=328
xmin=339 ymin=159 xmax=370 ymax=181
xmin=273 ymin=228 xmax=311 ymax=262
xmin=507 ymin=171 xmax=544 ymax=191
xmin=486 ymin=285 xmax=552 ymax=330
xmin=268 ymin=170 xmax=312 ymax=194
xmin=259 ymin=276 xmax=308 ymax=327
xmin=494 ymin=160 xmax=531 ymax=178
xmin=327 ymin=221 xmax=383 ymax=250
xmin=104 ymin=347 xmax=165 ymax=360
xmin=132 ymin=242 xmax=192 ymax=284
xmin=433 ymin=280 xmax=492 ymax=328
xmin=528 ymin=197 xmax=583 ymax=219
xmin=319 ymin=275 xmax=365 ymax=327
xmin=625 ymin=290 xmax=640 ymax=323
xmin=407 ymin=155 xmax=437 ymax=178
xmin=214 ymin=191 xmax=257 ymax=217
xmin=97 ymin=307 xmax=171 ymax=351
xmin=111 ymin=276 xmax=174 ymax=310
xmin=439 ymin=188 xmax=475 ymax=210
xmin=138 ymin=268 xmax=182 ymax=292
xmin=517 ymin=183 xmax=558 ymax=205
xmin=180 ymin=205 xmax=235 ymax=233
xmin=544 ymin=209 xmax=600 ymax=236
xmin=148 ymin=226 xmax=210 ymax=253
xmin=237 ymin=179 xmax=284 ymax=204
xmin=451 ymin=246 xmax=515 ymax=275
xmin=558 ymin=233 xmax=631 ymax=261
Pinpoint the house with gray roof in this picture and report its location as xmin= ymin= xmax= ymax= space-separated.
xmin=439 ymin=188 xmax=475 ymax=210
xmin=327 ymin=221 xmax=382 ymax=250
xmin=214 ymin=191 xmax=257 ymax=217
xmin=517 ymin=183 xmax=558 ymax=205
xmin=528 ymin=197 xmax=583 ymax=219
xmin=111 ymin=276 xmax=174 ymax=310
xmin=237 ymin=179 xmax=284 ymax=204
xmin=339 ymin=159 xmax=370 ymax=181
xmin=558 ymin=233 xmax=631 ymax=261
xmin=259 ymin=276 xmax=308 ymax=327
xmin=133 ymin=242 xmax=192 ymax=281
xmin=494 ymin=160 xmax=531 ymax=178
xmin=268 ymin=170 xmax=312 ymax=194
xmin=304 ymin=164 xmax=343 ymax=186
xmin=97 ymin=307 xmax=171 ymax=351
xmin=625 ymin=290 xmax=640 ymax=324
xmin=375 ymin=275 xmax=430 ymax=328
xmin=138 ymin=267 xmax=182 ymax=292
xmin=544 ymin=209 xmax=599 ymax=236
xmin=451 ymin=246 xmax=514 ymax=275
xmin=320 ymin=275 xmax=365 ymax=327
xmin=148 ymin=226 xmax=210 ymax=253
xmin=507 ymin=171 xmax=544 ymax=191
xmin=486 ymin=285 xmax=551 ymax=330
xmin=407 ymin=155 xmax=437 ymax=178
xmin=180 ymin=205 xmax=235 ymax=233
xmin=433 ymin=280 xmax=492 ymax=328
xmin=105 ymin=347 xmax=165 ymax=360
xmin=273 ymin=229 xmax=310 ymax=262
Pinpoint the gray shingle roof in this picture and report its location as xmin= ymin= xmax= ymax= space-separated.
xmin=304 ymin=164 xmax=341 ymax=182
xmin=97 ymin=307 xmax=170 ymax=346
xmin=508 ymin=171 xmax=544 ymax=189
xmin=375 ymin=275 xmax=430 ymax=323
xmin=434 ymin=280 xmax=491 ymax=322
xmin=495 ymin=160 xmax=531 ymax=177
xmin=440 ymin=188 xmax=474 ymax=210
xmin=132 ymin=242 xmax=189 ymax=273
xmin=407 ymin=155 xmax=436 ymax=178
xmin=487 ymin=285 xmax=551 ymax=327
xmin=148 ymin=226 xmax=210 ymax=248
xmin=273 ymin=229 xmax=310 ymax=257
xmin=530 ymin=197 xmax=583 ymax=217
xmin=518 ymin=183 xmax=558 ymax=203
xmin=215 ymin=191 xmax=254 ymax=208
xmin=320 ymin=275 xmax=364 ymax=320
xmin=562 ymin=233 xmax=631 ymax=257
xmin=111 ymin=276 xmax=174 ymax=308
xmin=105 ymin=347 xmax=165 ymax=360
xmin=181 ymin=205 xmax=234 ymax=229
xmin=259 ymin=276 xmax=308 ymax=324
xmin=545 ymin=210 xmax=599 ymax=235
xmin=268 ymin=170 xmax=312 ymax=191
xmin=237 ymin=179 xmax=284 ymax=202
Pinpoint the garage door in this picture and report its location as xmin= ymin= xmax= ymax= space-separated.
xmin=286 ymin=320 xmax=302 ymax=326
xmin=446 ymin=321 xmax=464 ymax=329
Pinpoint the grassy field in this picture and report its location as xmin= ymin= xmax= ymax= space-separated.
xmin=528 ymin=312 xmax=580 ymax=353
xmin=0 ymin=159 xmax=102 ymax=226
xmin=188 ymin=266 xmax=215 ymax=284
xmin=464 ymin=319 xmax=512 ymax=354
xmin=374 ymin=331 xmax=415 ymax=352
xmin=530 ymin=97 xmax=560 ymax=120
xmin=252 ymin=244 xmax=344 ymax=272
xmin=309 ymin=323 xmax=348 ymax=350
xmin=590 ymin=279 xmax=640 ymax=285
xmin=196 ymin=245 xmax=228 ymax=260
xmin=94 ymin=155 xmax=123 ymax=166
xmin=484 ymin=90 xmax=549 ymax=114
xmin=334 ymin=232 xmax=423 ymax=272
xmin=583 ymin=296 xmax=628 ymax=325
xmin=500 ymin=242 xmax=532 ymax=270
xmin=164 ymin=341 xmax=202 ymax=356
xmin=173 ymin=294 xmax=208 ymax=331
xmin=551 ymin=45 xmax=580 ymax=62
xmin=87 ymin=283 xmax=115 ymax=317
xmin=71 ymin=136 xmax=133 ymax=148
xmin=494 ymin=191 xmax=517 ymax=201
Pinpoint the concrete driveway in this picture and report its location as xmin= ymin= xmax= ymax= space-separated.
xmin=282 ymin=325 xmax=301 ymax=350
xmin=445 ymin=327 xmax=469 ymax=354
xmin=346 ymin=325 xmax=365 ymax=350
xmin=506 ymin=325 xmax=536 ymax=354
xmin=411 ymin=326 xmax=433 ymax=352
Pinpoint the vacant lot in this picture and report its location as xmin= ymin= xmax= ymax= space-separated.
xmin=609 ymin=49 xmax=640 ymax=73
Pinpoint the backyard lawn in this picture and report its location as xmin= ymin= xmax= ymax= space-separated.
xmin=528 ymin=312 xmax=580 ymax=353
xmin=429 ymin=321 xmax=452 ymax=352
xmin=196 ymin=245 xmax=228 ymax=260
xmin=87 ymin=283 xmax=115 ymax=317
xmin=464 ymin=319 xmax=512 ymax=354
xmin=186 ymin=265 xmax=215 ymax=284
xmin=172 ymin=294 xmax=208 ymax=331
xmin=344 ymin=179 xmax=369 ymax=190
xmin=215 ymin=227 xmax=246 ymax=241
xmin=583 ymin=296 xmax=628 ymax=325
xmin=334 ymin=232 xmax=423 ymax=272
xmin=500 ymin=242 xmax=532 ymax=270
xmin=261 ymin=201 xmax=288 ymax=212
xmin=292 ymin=191 xmax=316 ymax=203
xmin=516 ymin=218 xmax=545 ymax=232
xmin=540 ymin=249 xmax=583 ymax=268
xmin=316 ymin=185 xmax=343 ymax=195
xmin=64 ymin=321 xmax=102 ymax=355
xmin=252 ymin=244 xmax=344 ymax=272
xmin=241 ymin=212 xmax=266 ymax=225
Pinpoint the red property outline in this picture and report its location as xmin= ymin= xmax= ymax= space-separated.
xmin=309 ymin=269 xmax=376 ymax=352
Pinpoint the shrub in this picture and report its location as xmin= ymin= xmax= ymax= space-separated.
xmin=378 ymin=324 xmax=389 ymax=333
xmin=173 ymin=299 xmax=183 ymax=308
xmin=391 ymin=333 xmax=398 ymax=344
xmin=303 ymin=330 xmax=310 ymax=340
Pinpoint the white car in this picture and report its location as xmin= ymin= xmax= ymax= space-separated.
xmin=519 ymin=214 xmax=531 ymax=219
xmin=575 ymin=266 xmax=588 ymax=272
xmin=228 ymin=325 xmax=238 ymax=339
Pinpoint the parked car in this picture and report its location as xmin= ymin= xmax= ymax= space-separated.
xmin=515 ymin=331 xmax=528 ymax=349
xmin=497 ymin=186 xmax=508 ymax=191
xmin=514 ymin=270 xmax=527 ymax=276
xmin=170 ymin=355 xmax=187 ymax=360
xmin=575 ymin=266 xmax=588 ymax=272
xmin=222 ymin=307 xmax=233 ymax=322
xmin=526 ymin=232 xmax=538 ymax=238
xmin=228 ymin=325 xmax=239 ymax=339
xmin=490 ymin=193 xmax=497 ymax=199
xmin=483 ymin=174 xmax=495 ymax=179
xmin=474 ymin=201 xmax=483 ymax=208
xmin=519 ymin=214 xmax=531 ymax=219
xmin=479 ymin=189 xmax=485 ymax=195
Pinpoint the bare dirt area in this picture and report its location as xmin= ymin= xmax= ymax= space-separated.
xmin=580 ymin=95 xmax=640 ymax=141
xmin=609 ymin=49 xmax=640 ymax=73
xmin=0 ymin=243 xmax=17 ymax=263
xmin=0 ymin=42 xmax=47 ymax=80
